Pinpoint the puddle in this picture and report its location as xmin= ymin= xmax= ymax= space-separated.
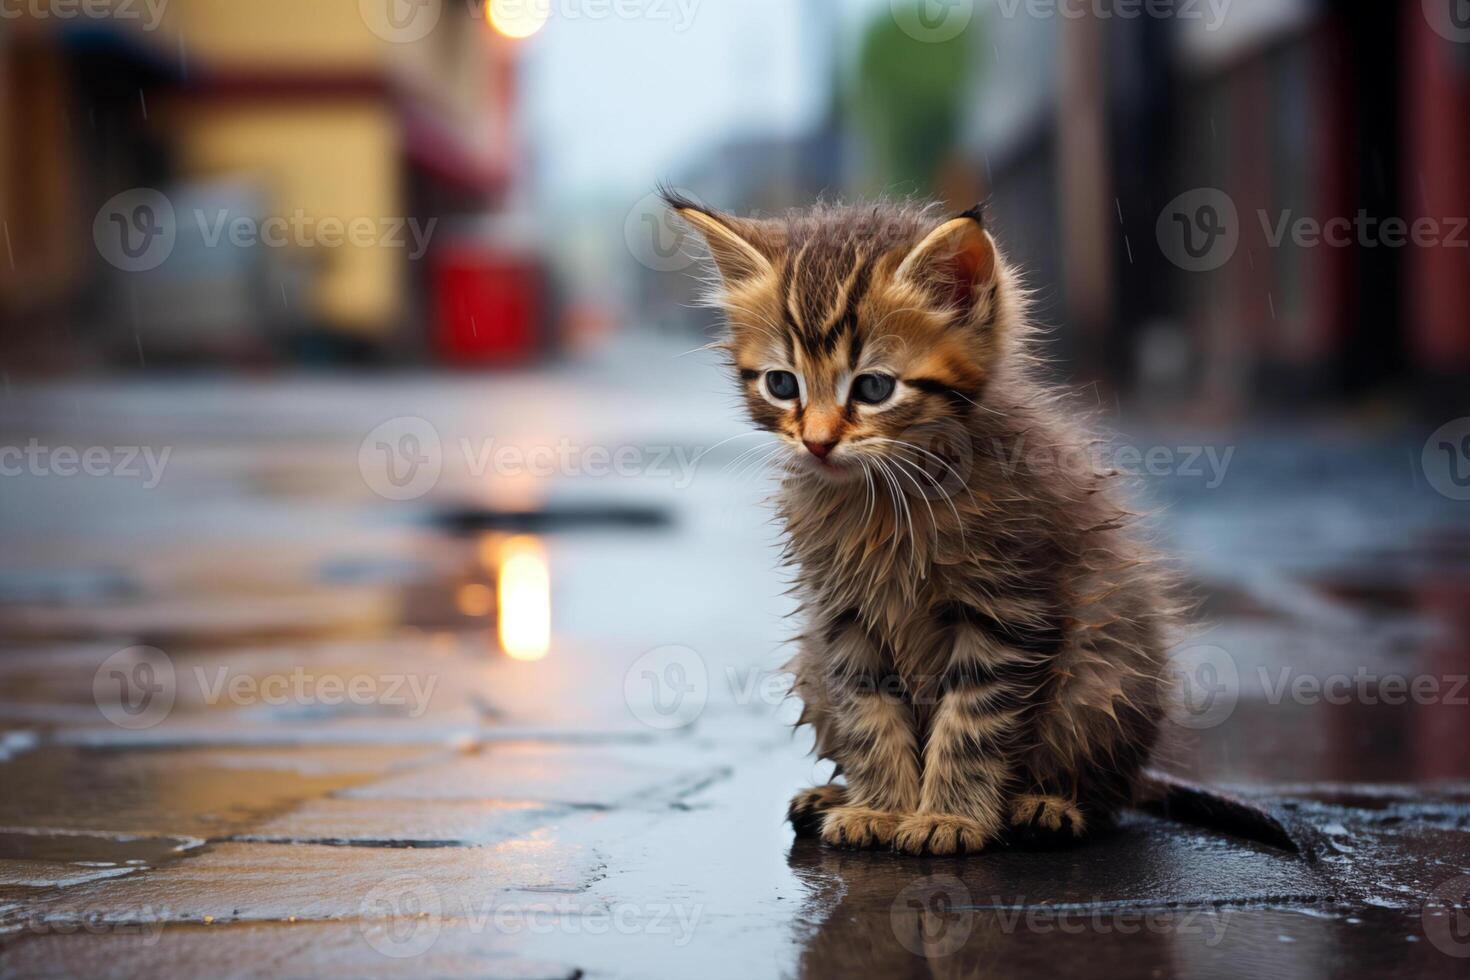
xmin=0 ymin=830 xmax=200 ymax=867
xmin=1312 ymin=578 xmax=1421 ymax=615
xmin=0 ymin=569 xmax=138 ymax=606
xmin=0 ymin=746 xmax=437 ymax=839
xmin=0 ymin=830 xmax=202 ymax=889
xmin=434 ymin=502 xmax=673 ymax=535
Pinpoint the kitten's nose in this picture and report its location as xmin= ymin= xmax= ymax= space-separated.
xmin=803 ymin=439 xmax=837 ymax=460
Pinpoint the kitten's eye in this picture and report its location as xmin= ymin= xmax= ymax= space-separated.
xmin=765 ymin=370 xmax=799 ymax=401
xmin=852 ymin=373 xmax=896 ymax=405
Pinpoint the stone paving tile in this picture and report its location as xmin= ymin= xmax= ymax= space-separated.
xmin=0 ymin=920 xmax=581 ymax=980
xmin=793 ymin=906 xmax=1464 ymax=980
xmin=0 ymin=861 xmax=142 ymax=890
xmin=237 ymin=798 xmax=564 ymax=847
xmin=0 ymin=745 xmax=445 ymax=839
xmin=0 ymin=830 xmax=203 ymax=891
xmin=3 ymin=371 xmax=1469 ymax=977
xmin=338 ymin=741 xmax=730 ymax=808
xmin=11 ymin=835 xmax=606 ymax=927
xmin=0 ymin=636 xmax=493 ymax=725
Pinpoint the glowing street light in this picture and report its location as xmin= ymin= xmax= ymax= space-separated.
xmin=487 ymin=0 xmax=549 ymax=38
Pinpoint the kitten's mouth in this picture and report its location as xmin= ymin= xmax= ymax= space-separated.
xmin=798 ymin=453 xmax=860 ymax=482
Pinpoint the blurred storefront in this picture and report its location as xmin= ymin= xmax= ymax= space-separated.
xmin=969 ymin=0 xmax=1470 ymax=413
xmin=0 ymin=0 xmax=528 ymax=366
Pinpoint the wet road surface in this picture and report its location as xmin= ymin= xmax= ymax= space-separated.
xmin=1 ymin=347 xmax=1468 ymax=978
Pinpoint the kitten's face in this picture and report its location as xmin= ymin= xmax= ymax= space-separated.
xmin=669 ymin=199 xmax=1005 ymax=484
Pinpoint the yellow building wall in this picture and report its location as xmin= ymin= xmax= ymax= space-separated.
xmin=169 ymin=101 xmax=403 ymax=335
xmin=164 ymin=0 xmax=382 ymax=71
xmin=7 ymin=1 xmax=503 ymax=339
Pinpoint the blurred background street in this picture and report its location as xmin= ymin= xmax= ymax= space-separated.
xmin=1 ymin=1 xmax=1469 ymax=977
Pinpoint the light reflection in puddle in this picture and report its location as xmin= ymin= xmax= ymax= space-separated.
xmin=455 ymin=583 xmax=494 ymax=618
xmin=495 ymin=535 xmax=551 ymax=662
xmin=445 ymin=534 xmax=553 ymax=661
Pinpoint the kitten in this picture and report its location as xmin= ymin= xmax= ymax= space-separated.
xmin=667 ymin=193 xmax=1178 ymax=856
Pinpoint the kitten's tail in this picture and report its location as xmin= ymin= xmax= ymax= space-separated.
xmin=1133 ymin=770 xmax=1305 ymax=857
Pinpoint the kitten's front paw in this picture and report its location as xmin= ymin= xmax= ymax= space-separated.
xmin=1009 ymin=794 xmax=1086 ymax=838
xmin=789 ymin=784 xmax=848 ymax=837
xmin=893 ymin=813 xmax=993 ymax=855
xmin=819 ymin=806 xmax=903 ymax=849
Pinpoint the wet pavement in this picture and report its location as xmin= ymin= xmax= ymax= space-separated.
xmin=1 ymin=344 xmax=1468 ymax=978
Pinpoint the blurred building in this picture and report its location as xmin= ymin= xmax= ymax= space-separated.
xmin=1 ymin=0 xmax=521 ymax=366
xmin=968 ymin=0 xmax=1470 ymax=412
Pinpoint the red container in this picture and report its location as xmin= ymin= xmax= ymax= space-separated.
xmin=433 ymin=245 xmax=544 ymax=365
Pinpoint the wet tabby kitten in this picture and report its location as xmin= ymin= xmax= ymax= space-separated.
xmin=668 ymin=194 xmax=1175 ymax=856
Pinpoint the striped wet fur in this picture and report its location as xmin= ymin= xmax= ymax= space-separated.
xmin=668 ymin=194 xmax=1178 ymax=855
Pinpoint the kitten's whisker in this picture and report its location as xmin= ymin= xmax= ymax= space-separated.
xmin=876 ymin=447 xmax=973 ymax=540
xmin=858 ymin=457 xmax=877 ymax=527
xmin=866 ymin=437 xmax=981 ymax=513
xmin=866 ymin=455 xmax=901 ymax=557
xmin=873 ymin=456 xmax=918 ymax=575
xmin=730 ymin=444 xmax=787 ymax=484
xmin=697 ymin=430 xmax=775 ymax=468
xmin=880 ymin=454 xmax=938 ymax=539
xmin=673 ymin=339 xmax=727 ymax=358
xmin=720 ymin=438 xmax=783 ymax=476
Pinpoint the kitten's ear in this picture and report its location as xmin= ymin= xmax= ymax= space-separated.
xmin=895 ymin=207 xmax=997 ymax=319
xmin=661 ymin=190 xmax=780 ymax=286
